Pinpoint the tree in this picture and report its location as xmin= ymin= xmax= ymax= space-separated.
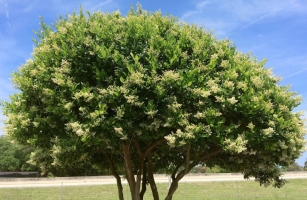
xmin=304 ymin=160 xmax=307 ymax=171
xmin=0 ymin=135 xmax=38 ymax=172
xmin=284 ymin=162 xmax=303 ymax=171
xmin=2 ymin=5 xmax=306 ymax=200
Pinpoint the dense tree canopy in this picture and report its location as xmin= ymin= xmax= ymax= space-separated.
xmin=2 ymin=6 xmax=306 ymax=200
xmin=0 ymin=136 xmax=38 ymax=172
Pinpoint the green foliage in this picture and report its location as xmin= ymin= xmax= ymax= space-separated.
xmin=281 ymin=162 xmax=304 ymax=172
xmin=2 ymin=5 xmax=306 ymax=199
xmin=190 ymin=165 xmax=231 ymax=173
xmin=0 ymin=136 xmax=38 ymax=172
xmin=206 ymin=165 xmax=232 ymax=173
xmin=284 ymin=162 xmax=303 ymax=171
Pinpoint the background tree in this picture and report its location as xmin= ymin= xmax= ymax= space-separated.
xmin=0 ymin=135 xmax=38 ymax=172
xmin=2 ymin=5 xmax=306 ymax=200
xmin=283 ymin=162 xmax=303 ymax=171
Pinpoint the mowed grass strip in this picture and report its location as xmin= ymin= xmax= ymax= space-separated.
xmin=1 ymin=179 xmax=307 ymax=200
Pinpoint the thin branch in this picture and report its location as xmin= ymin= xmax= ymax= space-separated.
xmin=184 ymin=142 xmax=191 ymax=175
xmin=171 ymin=160 xmax=185 ymax=180
xmin=176 ymin=147 xmax=223 ymax=181
xmin=142 ymin=138 xmax=166 ymax=159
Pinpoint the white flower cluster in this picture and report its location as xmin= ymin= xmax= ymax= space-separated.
xmin=161 ymin=70 xmax=180 ymax=82
xmin=33 ymin=121 xmax=40 ymax=127
xmin=251 ymin=96 xmax=259 ymax=102
xmin=145 ymin=110 xmax=158 ymax=118
xmin=236 ymin=81 xmax=247 ymax=90
xmin=51 ymin=76 xmax=65 ymax=86
xmin=211 ymin=53 xmax=218 ymax=61
xmin=167 ymin=101 xmax=182 ymax=112
xmin=194 ymin=111 xmax=204 ymax=119
xmin=268 ymin=120 xmax=275 ymax=127
xmin=34 ymin=44 xmax=51 ymax=54
xmin=124 ymin=95 xmax=143 ymax=107
xmin=165 ymin=127 xmax=195 ymax=147
xmin=215 ymin=96 xmax=224 ymax=102
xmin=114 ymin=127 xmax=127 ymax=140
xmin=251 ymin=77 xmax=264 ymax=88
xmin=116 ymin=106 xmax=125 ymax=119
xmin=227 ymin=97 xmax=238 ymax=104
xmin=64 ymin=102 xmax=73 ymax=110
xmin=79 ymin=107 xmax=87 ymax=116
xmin=278 ymin=140 xmax=288 ymax=149
xmin=246 ymin=122 xmax=255 ymax=131
xmin=279 ymin=104 xmax=289 ymax=112
xmin=262 ymin=127 xmax=274 ymax=136
xmin=58 ymin=26 xmax=67 ymax=34
xmin=66 ymin=121 xmax=86 ymax=136
xmin=42 ymin=88 xmax=53 ymax=97
xmin=30 ymin=69 xmax=39 ymax=76
xmin=228 ymin=71 xmax=239 ymax=79
xmin=83 ymin=36 xmax=93 ymax=47
xmin=224 ymin=135 xmax=248 ymax=153
xmin=223 ymin=80 xmax=234 ymax=89
xmin=220 ymin=60 xmax=229 ymax=68
xmin=191 ymin=88 xmax=211 ymax=98
xmin=264 ymin=101 xmax=273 ymax=111
xmin=127 ymin=71 xmax=144 ymax=85
xmin=164 ymin=134 xmax=176 ymax=147
xmin=148 ymin=119 xmax=162 ymax=131
xmin=74 ymin=90 xmax=94 ymax=102
xmin=207 ymin=79 xmax=221 ymax=93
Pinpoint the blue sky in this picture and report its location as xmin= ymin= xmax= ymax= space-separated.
xmin=0 ymin=0 xmax=306 ymax=165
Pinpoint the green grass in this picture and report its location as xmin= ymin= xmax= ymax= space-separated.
xmin=1 ymin=179 xmax=307 ymax=200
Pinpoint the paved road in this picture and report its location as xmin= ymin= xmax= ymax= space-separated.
xmin=1 ymin=172 xmax=307 ymax=188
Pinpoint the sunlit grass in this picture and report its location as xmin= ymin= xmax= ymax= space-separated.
xmin=1 ymin=179 xmax=307 ymax=200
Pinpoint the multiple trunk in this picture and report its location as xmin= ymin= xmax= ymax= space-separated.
xmin=107 ymin=140 xmax=222 ymax=200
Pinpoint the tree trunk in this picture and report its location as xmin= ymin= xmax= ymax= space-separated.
xmin=105 ymin=154 xmax=124 ymax=200
xmin=148 ymin=154 xmax=159 ymax=200
xmin=122 ymin=143 xmax=139 ymax=200
xmin=164 ymin=179 xmax=179 ymax=200
xmin=115 ymin=174 xmax=124 ymax=200
xmin=121 ymin=140 xmax=166 ymax=200
xmin=140 ymin=162 xmax=147 ymax=200
xmin=164 ymin=147 xmax=223 ymax=200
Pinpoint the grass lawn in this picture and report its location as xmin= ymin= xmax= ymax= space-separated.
xmin=1 ymin=179 xmax=307 ymax=200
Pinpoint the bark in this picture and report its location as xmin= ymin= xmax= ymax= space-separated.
xmin=122 ymin=143 xmax=138 ymax=200
xmin=140 ymin=162 xmax=147 ymax=200
xmin=148 ymin=153 xmax=159 ymax=200
xmin=164 ymin=147 xmax=222 ymax=200
xmin=122 ymin=139 xmax=166 ymax=200
xmin=164 ymin=179 xmax=179 ymax=200
xmin=105 ymin=154 xmax=124 ymax=200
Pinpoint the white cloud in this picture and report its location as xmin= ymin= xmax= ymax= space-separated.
xmin=285 ymin=68 xmax=307 ymax=79
xmin=4 ymin=3 xmax=8 ymax=19
xmin=82 ymin=0 xmax=114 ymax=12
xmin=23 ymin=0 xmax=38 ymax=13
xmin=181 ymin=0 xmax=307 ymax=35
xmin=0 ymin=78 xmax=16 ymax=101
xmin=46 ymin=0 xmax=119 ymax=15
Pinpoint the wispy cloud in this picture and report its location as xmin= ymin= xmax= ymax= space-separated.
xmin=181 ymin=1 xmax=210 ymax=19
xmin=83 ymin=0 xmax=114 ymax=12
xmin=0 ymin=78 xmax=17 ymax=101
xmin=4 ymin=3 xmax=9 ymax=19
xmin=181 ymin=0 xmax=307 ymax=35
xmin=47 ymin=0 xmax=119 ymax=15
xmin=23 ymin=0 xmax=38 ymax=13
xmin=284 ymin=68 xmax=307 ymax=79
